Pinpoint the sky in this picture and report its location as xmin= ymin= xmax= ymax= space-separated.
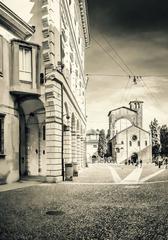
xmin=3 ymin=0 xmax=168 ymax=132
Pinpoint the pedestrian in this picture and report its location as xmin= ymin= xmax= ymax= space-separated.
xmin=165 ymin=157 xmax=168 ymax=169
xmin=158 ymin=157 xmax=162 ymax=169
xmin=125 ymin=160 xmax=127 ymax=165
xmin=128 ymin=159 xmax=131 ymax=165
xmin=140 ymin=159 xmax=143 ymax=168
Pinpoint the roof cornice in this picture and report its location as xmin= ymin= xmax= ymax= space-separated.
xmin=78 ymin=0 xmax=90 ymax=47
xmin=0 ymin=2 xmax=34 ymax=40
xmin=108 ymin=106 xmax=137 ymax=116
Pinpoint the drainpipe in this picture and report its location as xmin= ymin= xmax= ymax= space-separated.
xmin=61 ymin=82 xmax=64 ymax=181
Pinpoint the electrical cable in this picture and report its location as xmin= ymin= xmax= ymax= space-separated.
xmin=101 ymin=34 xmax=134 ymax=76
xmin=92 ymin=36 xmax=130 ymax=75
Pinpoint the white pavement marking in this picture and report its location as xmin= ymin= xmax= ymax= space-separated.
xmin=121 ymin=167 xmax=142 ymax=184
xmin=108 ymin=167 xmax=122 ymax=183
xmin=140 ymin=169 xmax=165 ymax=182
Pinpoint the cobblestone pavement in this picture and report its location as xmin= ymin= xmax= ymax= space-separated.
xmin=0 ymin=163 xmax=168 ymax=239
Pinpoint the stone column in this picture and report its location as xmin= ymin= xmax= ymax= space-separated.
xmin=71 ymin=130 xmax=77 ymax=163
xmin=45 ymin=79 xmax=63 ymax=183
xmin=80 ymin=136 xmax=84 ymax=168
xmin=82 ymin=136 xmax=87 ymax=167
xmin=63 ymin=124 xmax=71 ymax=164
xmin=76 ymin=131 xmax=81 ymax=170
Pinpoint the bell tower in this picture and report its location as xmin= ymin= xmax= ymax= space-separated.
xmin=129 ymin=100 xmax=143 ymax=128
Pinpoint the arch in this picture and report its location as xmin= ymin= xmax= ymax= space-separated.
xmin=71 ymin=113 xmax=76 ymax=132
xmin=19 ymin=97 xmax=45 ymax=177
xmin=63 ymin=102 xmax=70 ymax=126
xmin=114 ymin=118 xmax=132 ymax=134
xmin=109 ymin=107 xmax=137 ymax=138
xmin=131 ymin=152 xmax=138 ymax=163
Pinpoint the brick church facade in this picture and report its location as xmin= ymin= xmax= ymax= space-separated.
xmin=108 ymin=101 xmax=152 ymax=164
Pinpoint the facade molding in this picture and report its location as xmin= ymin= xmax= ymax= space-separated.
xmin=62 ymin=0 xmax=87 ymax=85
xmin=0 ymin=2 xmax=35 ymax=40
xmin=46 ymin=70 xmax=87 ymax=126
xmin=78 ymin=0 xmax=90 ymax=47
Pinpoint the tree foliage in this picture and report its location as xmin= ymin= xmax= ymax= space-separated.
xmin=149 ymin=118 xmax=160 ymax=158
xmin=160 ymin=125 xmax=168 ymax=156
xmin=98 ymin=129 xmax=107 ymax=157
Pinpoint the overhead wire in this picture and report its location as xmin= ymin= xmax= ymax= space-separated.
xmin=91 ymin=34 xmax=166 ymax=109
xmin=101 ymin=34 xmax=134 ymax=76
xmin=92 ymin=36 xmax=130 ymax=75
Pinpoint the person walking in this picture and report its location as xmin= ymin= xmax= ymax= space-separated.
xmin=165 ymin=157 xmax=168 ymax=169
xmin=158 ymin=157 xmax=162 ymax=169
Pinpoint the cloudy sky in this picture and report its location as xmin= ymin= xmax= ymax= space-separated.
xmin=86 ymin=0 xmax=168 ymax=131
xmin=3 ymin=0 xmax=168 ymax=131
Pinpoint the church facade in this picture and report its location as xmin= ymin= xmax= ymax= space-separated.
xmin=108 ymin=101 xmax=152 ymax=164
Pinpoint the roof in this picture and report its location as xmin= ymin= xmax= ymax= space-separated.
xmin=110 ymin=124 xmax=150 ymax=141
xmin=86 ymin=129 xmax=99 ymax=135
xmin=0 ymin=2 xmax=35 ymax=40
xmin=108 ymin=106 xmax=137 ymax=117
xmin=129 ymin=100 xmax=144 ymax=104
xmin=78 ymin=0 xmax=90 ymax=47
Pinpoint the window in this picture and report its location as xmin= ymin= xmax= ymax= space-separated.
xmin=0 ymin=115 xmax=4 ymax=155
xmin=69 ymin=0 xmax=71 ymax=5
xmin=129 ymin=141 xmax=132 ymax=147
xmin=19 ymin=47 xmax=32 ymax=82
xmin=145 ymin=140 xmax=147 ymax=146
xmin=121 ymin=141 xmax=124 ymax=144
xmin=132 ymin=135 xmax=137 ymax=141
xmin=138 ymin=141 xmax=140 ymax=146
xmin=93 ymin=144 xmax=97 ymax=148
xmin=116 ymin=148 xmax=120 ymax=153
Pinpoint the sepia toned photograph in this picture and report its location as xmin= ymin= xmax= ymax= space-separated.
xmin=0 ymin=0 xmax=168 ymax=239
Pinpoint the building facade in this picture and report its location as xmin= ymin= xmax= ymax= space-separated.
xmin=108 ymin=101 xmax=152 ymax=164
xmin=0 ymin=0 xmax=89 ymax=184
xmin=86 ymin=129 xmax=99 ymax=163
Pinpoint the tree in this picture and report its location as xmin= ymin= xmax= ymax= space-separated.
xmin=149 ymin=118 xmax=160 ymax=159
xmin=160 ymin=125 xmax=168 ymax=157
xmin=98 ymin=129 xmax=107 ymax=158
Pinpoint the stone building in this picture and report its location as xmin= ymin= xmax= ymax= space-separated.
xmin=0 ymin=0 xmax=89 ymax=184
xmin=108 ymin=101 xmax=152 ymax=164
xmin=86 ymin=129 xmax=99 ymax=163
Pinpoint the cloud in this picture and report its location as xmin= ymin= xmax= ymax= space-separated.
xmin=88 ymin=0 xmax=168 ymax=35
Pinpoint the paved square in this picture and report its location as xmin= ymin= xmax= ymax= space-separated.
xmin=0 ymin=163 xmax=168 ymax=240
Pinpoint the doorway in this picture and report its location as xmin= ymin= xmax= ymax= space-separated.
xmin=131 ymin=152 xmax=138 ymax=164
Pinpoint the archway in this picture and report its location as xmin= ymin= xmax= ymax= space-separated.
xmin=63 ymin=102 xmax=71 ymax=164
xmin=71 ymin=113 xmax=76 ymax=163
xmin=19 ymin=98 xmax=45 ymax=177
xmin=114 ymin=118 xmax=132 ymax=135
xmin=131 ymin=152 xmax=138 ymax=164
